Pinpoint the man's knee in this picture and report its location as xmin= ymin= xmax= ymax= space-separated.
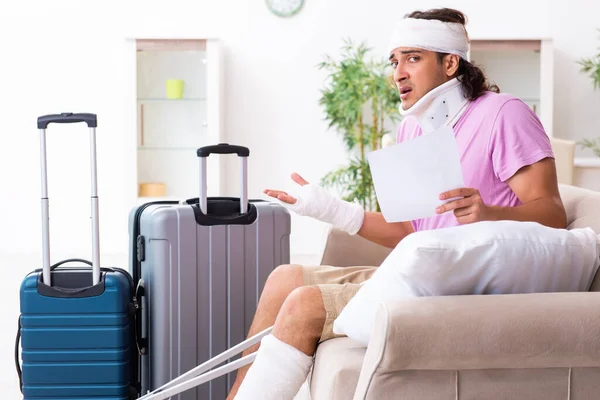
xmin=266 ymin=264 xmax=305 ymax=290
xmin=279 ymin=286 xmax=326 ymax=326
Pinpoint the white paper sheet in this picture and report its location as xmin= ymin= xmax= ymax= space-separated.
xmin=367 ymin=126 xmax=465 ymax=222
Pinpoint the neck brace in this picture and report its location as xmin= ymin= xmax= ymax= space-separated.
xmin=399 ymin=77 xmax=470 ymax=134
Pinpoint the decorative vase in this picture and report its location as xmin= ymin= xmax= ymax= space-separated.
xmin=166 ymin=79 xmax=184 ymax=99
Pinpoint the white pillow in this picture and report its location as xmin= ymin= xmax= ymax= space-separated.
xmin=333 ymin=220 xmax=600 ymax=346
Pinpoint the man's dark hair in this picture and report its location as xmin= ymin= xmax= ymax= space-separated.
xmin=405 ymin=8 xmax=500 ymax=100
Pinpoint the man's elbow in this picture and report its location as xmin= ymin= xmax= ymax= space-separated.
xmin=548 ymin=196 xmax=567 ymax=229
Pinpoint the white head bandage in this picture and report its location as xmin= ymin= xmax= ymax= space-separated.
xmin=387 ymin=18 xmax=470 ymax=60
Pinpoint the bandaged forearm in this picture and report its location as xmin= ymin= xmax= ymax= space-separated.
xmin=283 ymin=183 xmax=365 ymax=235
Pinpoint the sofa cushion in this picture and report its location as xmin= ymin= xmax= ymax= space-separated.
xmin=560 ymin=184 xmax=600 ymax=231
xmin=559 ymin=184 xmax=600 ymax=291
xmin=319 ymin=226 xmax=392 ymax=268
xmin=309 ymin=337 xmax=365 ymax=400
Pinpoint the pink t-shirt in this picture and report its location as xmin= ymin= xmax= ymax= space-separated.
xmin=396 ymin=91 xmax=554 ymax=232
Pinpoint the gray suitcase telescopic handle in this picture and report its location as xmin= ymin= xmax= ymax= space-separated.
xmin=196 ymin=143 xmax=250 ymax=215
xmin=37 ymin=113 xmax=101 ymax=287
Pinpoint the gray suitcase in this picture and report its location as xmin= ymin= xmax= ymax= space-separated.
xmin=128 ymin=144 xmax=291 ymax=400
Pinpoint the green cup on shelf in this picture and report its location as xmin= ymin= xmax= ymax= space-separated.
xmin=166 ymin=79 xmax=184 ymax=99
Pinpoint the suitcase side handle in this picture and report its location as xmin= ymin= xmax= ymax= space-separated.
xmin=38 ymin=114 xmax=101 ymax=287
xmin=196 ymin=143 xmax=249 ymax=216
xmin=37 ymin=112 xmax=98 ymax=129
xmin=15 ymin=319 xmax=22 ymax=394
xmin=135 ymin=280 xmax=148 ymax=356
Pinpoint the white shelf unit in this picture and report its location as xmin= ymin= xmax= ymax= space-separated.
xmin=469 ymin=39 xmax=554 ymax=137
xmin=135 ymin=38 xmax=224 ymax=201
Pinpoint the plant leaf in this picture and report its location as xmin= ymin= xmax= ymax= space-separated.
xmin=318 ymin=39 xmax=402 ymax=210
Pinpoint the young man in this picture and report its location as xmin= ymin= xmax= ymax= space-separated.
xmin=228 ymin=7 xmax=567 ymax=400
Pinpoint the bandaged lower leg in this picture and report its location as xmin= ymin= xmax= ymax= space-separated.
xmin=234 ymin=334 xmax=313 ymax=400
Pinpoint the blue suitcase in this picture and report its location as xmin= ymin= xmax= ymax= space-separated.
xmin=15 ymin=113 xmax=140 ymax=399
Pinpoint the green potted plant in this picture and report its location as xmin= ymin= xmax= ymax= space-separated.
xmin=577 ymin=29 xmax=600 ymax=157
xmin=317 ymin=39 xmax=402 ymax=212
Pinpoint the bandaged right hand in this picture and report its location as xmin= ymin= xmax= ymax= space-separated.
xmin=264 ymin=172 xmax=365 ymax=235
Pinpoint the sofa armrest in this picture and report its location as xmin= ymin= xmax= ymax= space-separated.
xmin=319 ymin=227 xmax=392 ymax=267
xmin=354 ymin=292 xmax=600 ymax=398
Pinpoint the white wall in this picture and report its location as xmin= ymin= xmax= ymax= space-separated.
xmin=471 ymin=50 xmax=542 ymax=112
xmin=2 ymin=0 xmax=600 ymax=395
xmin=4 ymin=0 xmax=600 ymax=260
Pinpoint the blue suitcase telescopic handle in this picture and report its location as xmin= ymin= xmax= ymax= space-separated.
xmin=37 ymin=112 xmax=98 ymax=129
xmin=37 ymin=113 xmax=101 ymax=288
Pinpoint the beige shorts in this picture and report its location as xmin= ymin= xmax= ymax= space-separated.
xmin=302 ymin=264 xmax=378 ymax=343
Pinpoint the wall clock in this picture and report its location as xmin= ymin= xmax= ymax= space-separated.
xmin=266 ymin=0 xmax=304 ymax=18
